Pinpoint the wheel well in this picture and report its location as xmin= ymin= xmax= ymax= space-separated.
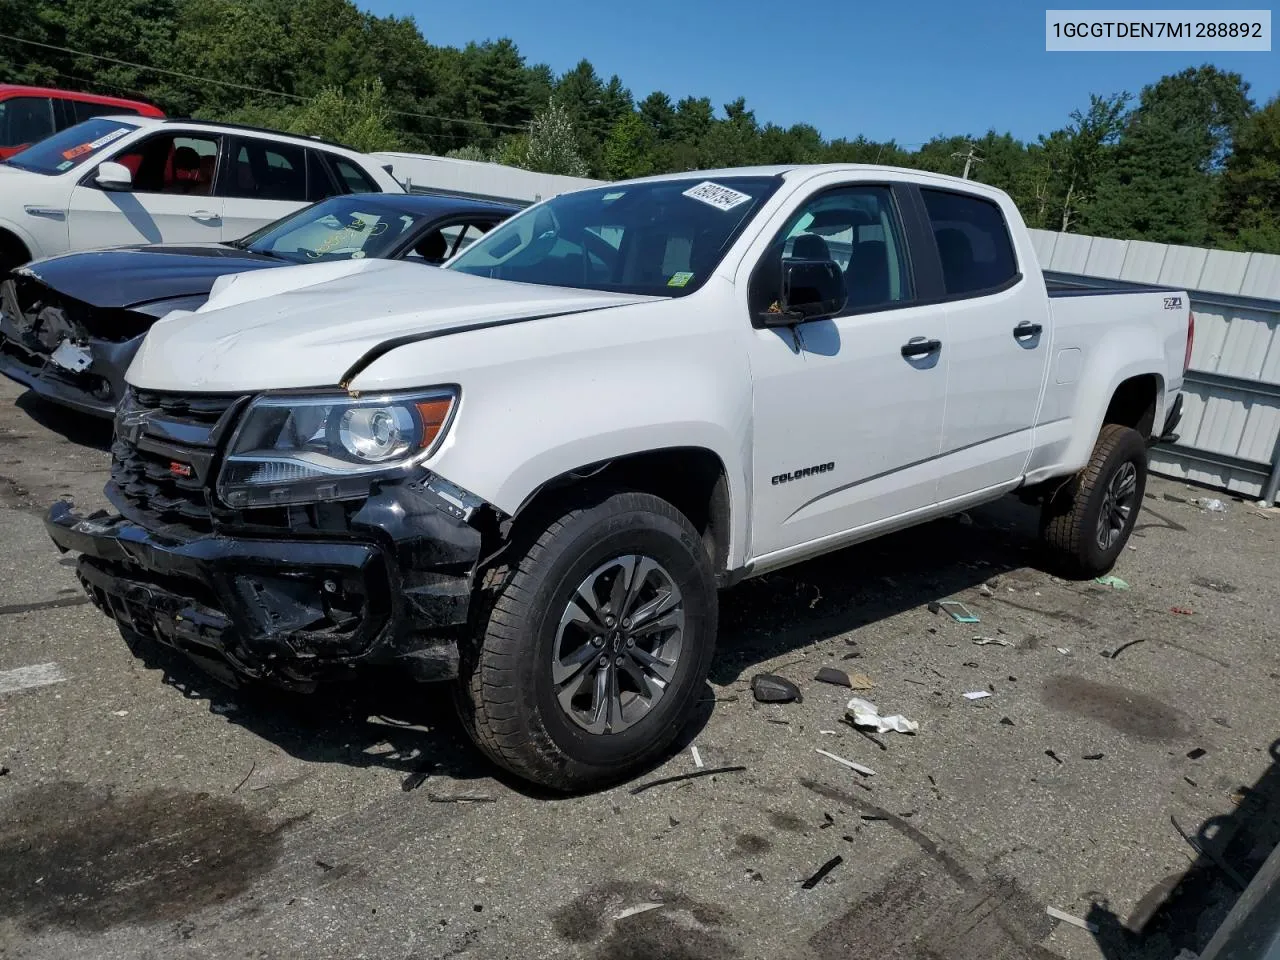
xmin=1104 ymin=375 xmax=1160 ymax=439
xmin=0 ymin=229 xmax=31 ymax=271
xmin=514 ymin=448 xmax=733 ymax=576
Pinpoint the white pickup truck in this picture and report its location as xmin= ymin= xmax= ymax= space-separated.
xmin=46 ymin=165 xmax=1192 ymax=790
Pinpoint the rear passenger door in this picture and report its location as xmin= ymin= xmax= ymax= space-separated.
xmin=216 ymin=136 xmax=314 ymax=241
xmin=916 ymin=187 xmax=1052 ymax=502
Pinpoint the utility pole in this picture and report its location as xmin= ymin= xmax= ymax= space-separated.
xmin=951 ymin=141 xmax=984 ymax=179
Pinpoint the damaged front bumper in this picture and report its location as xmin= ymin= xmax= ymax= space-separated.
xmin=45 ymin=483 xmax=485 ymax=690
xmin=0 ymin=327 xmax=139 ymax=418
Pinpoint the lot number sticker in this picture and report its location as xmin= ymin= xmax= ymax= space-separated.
xmin=683 ymin=181 xmax=752 ymax=212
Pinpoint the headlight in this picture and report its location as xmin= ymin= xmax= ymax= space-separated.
xmin=216 ymin=388 xmax=457 ymax=508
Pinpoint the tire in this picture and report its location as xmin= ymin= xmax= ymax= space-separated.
xmin=454 ymin=489 xmax=718 ymax=791
xmin=1041 ymin=423 xmax=1149 ymax=576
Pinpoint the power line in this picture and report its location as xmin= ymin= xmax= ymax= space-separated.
xmin=0 ymin=32 xmax=528 ymax=132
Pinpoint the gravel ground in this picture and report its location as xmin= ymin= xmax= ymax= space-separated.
xmin=0 ymin=375 xmax=1277 ymax=960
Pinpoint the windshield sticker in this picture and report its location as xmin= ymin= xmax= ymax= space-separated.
xmin=667 ymin=271 xmax=694 ymax=288
xmin=683 ymin=181 xmax=752 ymax=212
xmin=61 ymin=127 xmax=131 ymax=161
xmin=55 ymin=160 xmax=73 ymax=172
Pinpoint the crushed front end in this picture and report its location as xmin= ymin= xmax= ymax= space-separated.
xmin=46 ymin=387 xmax=490 ymax=691
xmin=0 ymin=272 xmax=152 ymax=417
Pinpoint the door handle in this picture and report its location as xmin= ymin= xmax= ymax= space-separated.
xmin=901 ymin=337 xmax=942 ymax=359
xmin=190 ymin=210 xmax=220 ymax=223
xmin=1013 ymin=321 xmax=1043 ymax=339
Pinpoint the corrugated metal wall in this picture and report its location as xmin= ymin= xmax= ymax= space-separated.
xmin=1030 ymin=228 xmax=1280 ymax=503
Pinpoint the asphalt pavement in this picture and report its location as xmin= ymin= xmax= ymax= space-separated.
xmin=1 ymin=376 xmax=1277 ymax=960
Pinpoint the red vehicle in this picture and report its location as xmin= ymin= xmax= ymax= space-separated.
xmin=0 ymin=85 xmax=164 ymax=160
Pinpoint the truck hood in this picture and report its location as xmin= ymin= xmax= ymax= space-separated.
xmin=22 ymin=244 xmax=281 ymax=309
xmin=129 ymin=258 xmax=653 ymax=392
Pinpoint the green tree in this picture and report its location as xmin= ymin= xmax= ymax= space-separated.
xmin=286 ymin=80 xmax=404 ymax=153
xmin=1214 ymin=97 xmax=1280 ymax=252
xmin=603 ymin=112 xmax=655 ymax=179
xmin=519 ymin=97 xmax=590 ymax=177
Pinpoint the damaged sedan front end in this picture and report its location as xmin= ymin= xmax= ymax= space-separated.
xmin=46 ymin=385 xmax=495 ymax=690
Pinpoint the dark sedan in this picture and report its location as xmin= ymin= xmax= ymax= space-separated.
xmin=0 ymin=192 xmax=518 ymax=416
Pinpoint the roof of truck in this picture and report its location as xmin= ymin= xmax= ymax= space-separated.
xmin=615 ymin=163 xmax=1004 ymax=195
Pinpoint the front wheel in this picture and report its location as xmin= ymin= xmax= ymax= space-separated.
xmin=454 ymin=490 xmax=718 ymax=791
xmin=1040 ymin=423 xmax=1149 ymax=576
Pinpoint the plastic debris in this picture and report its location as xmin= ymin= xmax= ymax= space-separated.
xmin=1057 ymin=647 xmax=1071 ymax=656
xmin=1171 ymin=606 xmax=1194 ymax=616
xmin=751 ymin=674 xmax=802 ymax=703
xmin=1193 ymin=498 xmax=1228 ymax=512
xmin=615 ymin=902 xmax=664 ymax=921
xmin=979 ymin=584 xmax=995 ymax=597
xmin=815 ymin=667 xmax=853 ymax=687
xmin=1046 ymin=906 xmax=1099 ymax=933
xmin=401 ymin=768 xmax=430 ymax=792
xmin=800 ymin=855 xmax=844 ymax=889
xmin=426 ymin=793 xmax=497 ymax=803
xmin=1083 ymin=753 xmax=1105 ymax=760
xmin=972 ymin=636 xmax=1011 ymax=646
xmin=1045 ymin=749 xmax=1063 ymax=764
xmin=1187 ymin=747 xmax=1207 ymax=760
xmin=963 ymin=691 xmax=992 ymax=701
xmin=846 ymin=697 xmax=919 ymax=735
xmin=1000 ymin=717 xmax=1015 ymax=726
xmin=815 ymin=748 xmax=875 ymax=777
xmin=1094 ymin=575 xmax=1130 ymax=590
xmin=1108 ymin=638 xmax=1146 ymax=659
xmin=930 ymin=600 xmax=980 ymax=623
xmin=691 ymin=746 xmax=704 ymax=768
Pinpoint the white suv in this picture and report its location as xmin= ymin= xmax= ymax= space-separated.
xmin=0 ymin=116 xmax=402 ymax=270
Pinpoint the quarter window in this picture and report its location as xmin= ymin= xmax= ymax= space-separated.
xmin=920 ymin=189 xmax=1018 ymax=297
xmin=72 ymin=101 xmax=141 ymax=123
xmin=325 ymin=154 xmax=378 ymax=194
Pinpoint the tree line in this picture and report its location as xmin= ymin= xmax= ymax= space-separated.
xmin=2 ymin=0 xmax=1277 ymax=252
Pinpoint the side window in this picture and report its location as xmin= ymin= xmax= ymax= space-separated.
xmin=110 ymin=134 xmax=219 ymax=195
xmin=73 ymin=101 xmax=140 ymax=123
xmin=753 ymin=185 xmax=913 ymax=315
xmin=0 ymin=96 xmax=56 ymax=149
xmin=408 ymin=222 xmax=497 ymax=264
xmin=920 ymin=189 xmax=1018 ymax=297
xmin=325 ymin=154 xmax=378 ymax=194
xmin=306 ymin=149 xmax=339 ymax=201
xmin=222 ymin=137 xmax=308 ymax=202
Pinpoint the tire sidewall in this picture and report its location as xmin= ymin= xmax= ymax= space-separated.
xmin=1079 ymin=430 xmax=1149 ymax=571
xmin=509 ymin=501 xmax=716 ymax=772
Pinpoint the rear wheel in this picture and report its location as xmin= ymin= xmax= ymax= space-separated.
xmin=454 ymin=490 xmax=718 ymax=791
xmin=1041 ymin=423 xmax=1148 ymax=576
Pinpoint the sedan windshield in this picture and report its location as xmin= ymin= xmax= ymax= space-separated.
xmin=237 ymin=197 xmax=433 ymax=263
xmin=3 ymin=118 xmax=138 ymax=174
xmin=447 ymin=176 xmax=781 ymax=296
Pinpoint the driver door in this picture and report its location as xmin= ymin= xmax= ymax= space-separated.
xmin=67 ymin=132 xmax=225 ymax=250
xmin=744 ymin=180 xmax=949 ymax=560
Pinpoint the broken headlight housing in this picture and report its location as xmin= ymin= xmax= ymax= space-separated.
xmin=216 ymin=389 xmax=457 ymax=508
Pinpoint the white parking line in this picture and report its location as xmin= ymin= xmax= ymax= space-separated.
xmin=0 ymin=663 xmax=67 ymax=696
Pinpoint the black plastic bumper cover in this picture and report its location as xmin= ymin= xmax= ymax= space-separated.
xmin=45 ymin=498 xmax=480 ymax=687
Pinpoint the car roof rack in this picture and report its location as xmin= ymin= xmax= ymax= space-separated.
xmin=161 ymin=118 xmax=358 ymax=152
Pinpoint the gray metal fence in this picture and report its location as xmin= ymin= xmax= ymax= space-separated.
xmin=1030 ymin=228 xmax=1280 ymax=505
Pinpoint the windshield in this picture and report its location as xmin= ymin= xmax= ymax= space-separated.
xmin=447 ymin=176 xmax=781 ymax=296
xmin=3 ymin=118 xmax=138 ymax=174
xmin=238 ymin=197 xmax=433 ymax=263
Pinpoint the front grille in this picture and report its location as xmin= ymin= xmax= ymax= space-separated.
xmin=109 ymin=389 xmax=245 ymax=535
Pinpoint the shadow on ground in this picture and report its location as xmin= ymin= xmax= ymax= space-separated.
xmin=1087 ymin=739 xmax=1280 ymax=959
xmin=15 ymin=391 xmax=114 ymax=451
xmin=110 ymin=494 xmax=1050 ymax=796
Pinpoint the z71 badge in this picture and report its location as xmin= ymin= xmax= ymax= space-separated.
xmin=1163 ymin=296 xmax=1183 ymax=309
xmin=772 ymin=462 xmax=835 ymax=485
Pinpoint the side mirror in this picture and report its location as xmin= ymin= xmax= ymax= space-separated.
xmin=94 ymin=161 xmax=133 ymax=191
xmin=761 ymin=260 xmax=847 ymax=326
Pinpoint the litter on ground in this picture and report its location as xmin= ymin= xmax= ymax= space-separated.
xmin=963 ymin=691 xmax=993 ymax=701
xmin=816 ymin=748 xmax=876 ymax=777
xmin=1094 ymin=575 xmax=1130 ymax=590
xmin=691 ymin=746 xmax=704 ymax=768
xmin=751 ymin=674 xmax=802 ymax=703
xmin=846 ymin=697 xmax=919 ymax=735
xmin=800 ymin=855 xmax=844 ymax=889
xmin=1046 ymin=906 xmax=1099 ymax=932
xmin=972 ymin=636 xmax=1011 ymax=646
xmin=929 ymin=599 xmax=981 ymax=623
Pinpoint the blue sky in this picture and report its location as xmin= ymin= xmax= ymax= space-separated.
xmin=361 ymin=1 xmax=1278 ymax=146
